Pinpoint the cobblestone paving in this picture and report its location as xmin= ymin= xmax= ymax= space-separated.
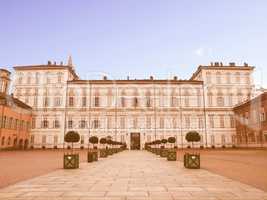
xmin=0 ymin=151 xmax=267 ymax=200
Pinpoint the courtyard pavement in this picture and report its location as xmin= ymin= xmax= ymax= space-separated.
xmin=0 ymin=151 xmax=267 ymax=200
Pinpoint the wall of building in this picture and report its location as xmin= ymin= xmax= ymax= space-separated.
xmin=0 ymin=104 xmax=32 ymax=149
xmin=12 ymin=62 xmax=255 ymax=149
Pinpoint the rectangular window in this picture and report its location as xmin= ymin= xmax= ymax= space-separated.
xmin=146 ymin=97 xmax=151 ymax=107
xmin=120 ymin=117 xmax=125 ymax=129
xmin=42 ymin=135 xmax=46 ymax=144
xmin=43 ymin=97 xmax=49 ymax=107
xmin=230 ymin=115 xmax=235 ymax=128
xmin=54 ymin=120 xmax=60 ymax=128
xmin=42 ymin=119 xmax=48 ymax=128
xmin=94 ymin=97 xmax=100 ymax=107
xmin=80 ymin=120 xmax=86 ymax=128
xmin=68 ymin=120 xmax=73 ymax=129
xmin=69 ymin=97 xmax=74 ymax=107
xmin=160 ymin=117 xmax=164 ymax=129
xmin=93 ymin=119 xmax=100 ymax=129
xmin=146 ymin=117 xmax=151 ymax=129
xmin=82 ymin=97 xmax=87 ymax=107
xmin=185 ymin=115 xmax=190 ymax=128
xmin=220 ymin=115 xmax=225 ymax=128
xmin=54 ymin=97 xmax=61 ymax=107
xmin=54 ymin=135 xmax=58 ymax=145
xmin=209 ymin=115 xmax=214 ymax=128
xmin=121 ymin=97 xmax=125 ymax=107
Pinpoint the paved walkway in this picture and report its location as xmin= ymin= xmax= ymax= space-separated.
xmin=0 ymin=151 xmax=267 ymax=200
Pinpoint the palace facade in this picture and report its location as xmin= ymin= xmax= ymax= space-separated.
xmin=12 ymin=60 xmax=254 ymax=149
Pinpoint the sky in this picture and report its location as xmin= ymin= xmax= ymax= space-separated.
xmin=0 ymin=0 xmax=267 ymax=87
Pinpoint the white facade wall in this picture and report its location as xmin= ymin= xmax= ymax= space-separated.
xmin=12 ymin=63 xmax=254 ymax=149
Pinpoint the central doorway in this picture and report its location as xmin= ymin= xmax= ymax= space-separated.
xmin=130 ymin=132 xmax=140 ymax=150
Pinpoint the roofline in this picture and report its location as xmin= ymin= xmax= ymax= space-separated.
xmin=190 ymin=65 xmax=255 ymax=80
xmin=233 ymin=92 xmax=267 ymax=111
xmin=13 ymin=65 xmax=79 ymax=79
xmin=67 ymin=79 xmax=203 ymax=85
xmin=0 ymin=68 xmax=11 ymax=74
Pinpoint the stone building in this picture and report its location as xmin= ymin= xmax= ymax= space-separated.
xmin=0 ymin=69 xmax=32 ymax=150
xmin=233 ymin=92 xmax=267 ymax=147
xmin=12 ymin=60 xmax=254 ymax=149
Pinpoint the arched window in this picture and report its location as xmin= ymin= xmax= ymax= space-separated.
xmin=1 ymin=136 xmax=5 ymax=146
xmin=7 ymin=137 xmax=11 ymax=145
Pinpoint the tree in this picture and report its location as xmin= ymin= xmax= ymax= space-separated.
xmin=161 ymin=139 xmax=167 ymax=148
xmin=64 ymin=131 xmax=80 ymax=152
xmin=167 ymin=137 xmax=176 ymax=148
xmin=99 ymin=138 xmax=107 ymax=149
xmin=89 ymin=136 xmax=99 ymax=148
xmin=185 ymin=131 xmax=201 ymax=148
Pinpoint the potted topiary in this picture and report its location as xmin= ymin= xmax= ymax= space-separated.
xmin=160 ymin=139 xmax=168 ymax=157
xmin=99 ymin=138 xmax=108 ymax=158
xmin=155 ymin=140 xmax=161 ymax=155
xmin=107 ymin=138 xmax=113 ymax=155
xmin=88 ymin=136 xmax=99 ymax=162
xmin=184 ymin=131 xmax=201 ymax=169
xmin=63 ymin=131 xmax=80 ymax=169
xmin=167 ymin=137 xmax=177 ymax=161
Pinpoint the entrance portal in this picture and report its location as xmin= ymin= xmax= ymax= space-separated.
xmin=130 ymin=133 xmax=140 ymax=150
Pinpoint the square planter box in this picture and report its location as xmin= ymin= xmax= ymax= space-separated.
xmin=108 ymin=148 xmax=113 ymax=155
xmin=93 ymin=151 xmax=98 ymax=161
xmin=100 ymin=149 xmax=108 ymax=158
xmin=160 ymin=149 xmax=168 ymax=157
xmin=155 ymin=148 xmax=161 ymax=155
xmin=167 ymin=149 xmax=177 ymax=161
xmin=63 ymin=154 xmax=79 ymax=169
xmin=87 ymin=151 xmax=94 ymax=162
xmin=184 ymin=153 xmax=200 ymax=169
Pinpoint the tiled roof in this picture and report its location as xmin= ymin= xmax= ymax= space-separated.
xmin=0 ymin=93 xmax=32 ymax=110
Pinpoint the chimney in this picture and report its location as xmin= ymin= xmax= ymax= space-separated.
xmin=244 ymin=62 xmax=248 ymax=67
xmin=214 ymin=62 xmax=220 ymax=66
xmin=103 ymin=76 xmax=107 ymax=80
xmin=220 ymin=62 xmax=223 ymax=66
xmin=210 ymin=62 xmax=213 ymax=66
xmin=60 ymin=61 xmax=63 ymax=65
xmin=54 ymin=61 xmax=56 ymax=65
xmin=150 ymin=76 xmax=153 ymax=80
xmin=173 ymin=76 xmax=177 ymax=80
xmin=47 ymin=61 xmax=51 ymax=65
xmin=127 ymin=76 xmax=130 ymax=80
xmin=229 ymin=62 xmax=235 ymax=67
